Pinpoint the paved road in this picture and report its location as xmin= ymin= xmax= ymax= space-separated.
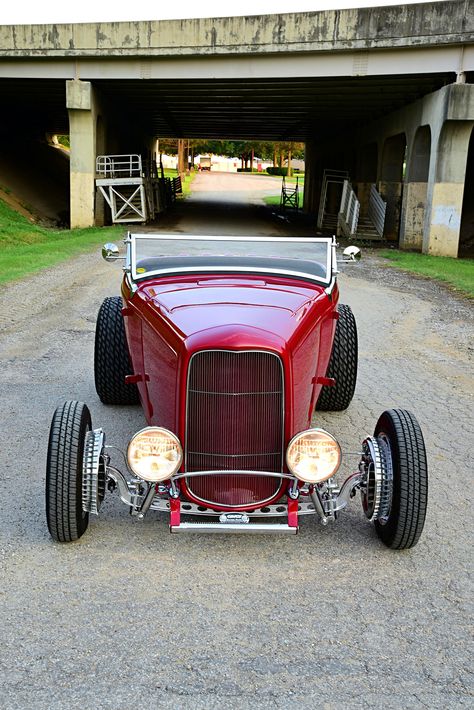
xmin=1 ymin=173 xmax=473 ymax=708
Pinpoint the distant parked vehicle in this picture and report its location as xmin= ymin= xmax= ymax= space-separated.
xmin=199 ymin=155 xmax=212 ymax=171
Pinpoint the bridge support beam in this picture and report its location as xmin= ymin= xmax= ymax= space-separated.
xmin=424 ymin=120 xmax=474 ymax=256
xmin=67 ymin=80 xmax=102 ymax=228
xmin=400 ymin=125 xmax=430 ymax=250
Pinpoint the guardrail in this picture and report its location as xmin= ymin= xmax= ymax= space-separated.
xmin=368 ymin=184 xmax=387 ymax=237
xmin=96 ymin=154 xmax=142 ymax=178
xmin=338 ymin=180 xmax=360 ymax=237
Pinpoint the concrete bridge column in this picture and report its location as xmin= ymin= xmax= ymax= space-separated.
xmin=400 ymin=125 xmax=431 ymax=251
xmin=424 ymin=120 xmax=474 ymax=256
xmin=379 ymin=133 xmax=407 ymax=242
xmin=67 ymin=80 xmax=100 ymax=228
xmin=303 ymin=140 xmax=320 ymax=214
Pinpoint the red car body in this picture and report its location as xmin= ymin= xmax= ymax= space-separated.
xmin=45 ymin=233 xmax=427 ymax=549
xmin=122 ymin=272 xmax=338 ymax=512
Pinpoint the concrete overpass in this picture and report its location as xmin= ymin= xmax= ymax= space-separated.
xmin=0 ymin=1 xmax=473 ymax=255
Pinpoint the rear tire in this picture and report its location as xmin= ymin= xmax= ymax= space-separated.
xmin=46 ymin=400 xmax=91 ymax=542
xmin=316 ymin=304 xmax=357 ymax=411
xmin=94 ymin=296 xmax=139 ymax=405
xmin=374 ymin=409 xmax=428 ymax=549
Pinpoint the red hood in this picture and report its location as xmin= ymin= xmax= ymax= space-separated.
xmin=140 ymin=275 xmax=329 ymax=350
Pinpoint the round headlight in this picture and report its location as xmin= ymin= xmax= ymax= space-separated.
xmin=286 ymin=428 xmax=341 ymax=484
xmin=127 ymin=427 xmax=183 ymax=482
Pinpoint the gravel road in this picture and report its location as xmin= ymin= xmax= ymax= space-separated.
xmin=0 ymin=173 xmax=472 ymax=708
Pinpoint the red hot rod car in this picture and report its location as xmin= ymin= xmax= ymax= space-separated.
xmin=46 ymin=234 xmax=427 ymax=548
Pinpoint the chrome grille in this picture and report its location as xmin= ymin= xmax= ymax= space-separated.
xmin=185 ymin=350 xmax=284 ymax=507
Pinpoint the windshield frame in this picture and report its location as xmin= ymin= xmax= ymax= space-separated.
xmin=125 ymin=233 xmax=335 ymax=287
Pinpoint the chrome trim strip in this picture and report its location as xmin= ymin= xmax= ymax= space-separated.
xmin=132 ymin=234 xmax=332 ymax=243
xmin=184 ymin=349 xmax=285 ymax=509
xmin=174 ymin=470 xmax=293 ymax=481
xmin=170 ymin=522 xmax=297 ymax=534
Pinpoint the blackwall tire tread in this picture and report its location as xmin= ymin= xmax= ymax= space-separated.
xmin=316 ymin=304 xmax=358 ymax=411
xmin=46 ymin=400 xmax=91 ymax=543
xmin=94 ymin=296 xmax=139 ymax=405
xmin=374 ymin=408 xmax=428 ymax=550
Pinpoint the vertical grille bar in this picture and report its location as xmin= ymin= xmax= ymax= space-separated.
xmin=185 ymin=351 xmax=284 ymax=507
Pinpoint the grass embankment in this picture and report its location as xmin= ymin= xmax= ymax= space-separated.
xmin=0 ymin=199 xmax=122 ymax=286
xmin=380 ymin=250 xmax=474 ymax=298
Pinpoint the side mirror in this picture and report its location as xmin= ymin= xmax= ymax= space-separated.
xmin=102 ymin=243 xmax=122 ymax=262
xmin=342 ymin=245 xmax=362 ymax=261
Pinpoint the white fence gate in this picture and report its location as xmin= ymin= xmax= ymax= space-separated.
xmin=337 ymin=180 xmax=360 ymax=237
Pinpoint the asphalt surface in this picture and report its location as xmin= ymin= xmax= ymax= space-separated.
xmin=1 ymin=173 xmax=473 ymax=708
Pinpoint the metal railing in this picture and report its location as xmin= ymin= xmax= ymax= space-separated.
xmin=96 ymin=154 xmax=142 ymax=178
xmin=368 ymin=184 xmax=387 ymax=238
xmin=338 ymin=180 xmax=360 ymax=237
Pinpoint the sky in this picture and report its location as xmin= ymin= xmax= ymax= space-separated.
xmin=0 ymin=0 xmax=446 ymax=25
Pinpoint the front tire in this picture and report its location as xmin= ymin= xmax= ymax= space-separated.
xmin=316 ymin=304 xmax=358 ymax=411
xmin=94 ymin=296 xmax=139 ymax=405
xmin=374 ymin=409 xmax=428 ymax=550
xmin=46 ymin=400 xmax=91 ymax=542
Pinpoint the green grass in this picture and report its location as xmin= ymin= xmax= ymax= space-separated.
xmin=263 ymin=191 xmax=304 ymax=208
xmin=0 ymin=198 xmax=122 ymax=286
xmin=380 ymin=249 xmax=474 ymax=298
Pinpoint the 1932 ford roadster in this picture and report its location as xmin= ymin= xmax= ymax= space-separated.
xmin=46 ymin=234 xmax=427 ymax=548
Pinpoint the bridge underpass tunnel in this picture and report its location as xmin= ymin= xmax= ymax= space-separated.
xmin=1 ymin=4 xmax=474 ymax=256
xmin=60 ymin=75 xmax=474 ymax=255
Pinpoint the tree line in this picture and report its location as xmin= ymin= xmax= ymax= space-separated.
xmin=158 ymin=139 xmax=304 ymax=174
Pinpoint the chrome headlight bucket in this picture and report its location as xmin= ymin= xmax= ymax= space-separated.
xmin=127 ymin=427 xmax=183 ymax=482
xmin=286 ymin=428 xmax=341 ymax=484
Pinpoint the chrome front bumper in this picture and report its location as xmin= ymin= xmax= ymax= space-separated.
xmin=104 ymin=464 xmax=364 ymax=532
xmin=171 ymin=522 xmax=297 ymax=534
